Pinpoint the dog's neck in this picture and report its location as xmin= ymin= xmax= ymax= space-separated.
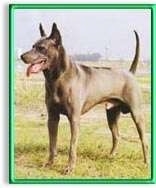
xmin=43 ymin=46 xmax=71 ymax=82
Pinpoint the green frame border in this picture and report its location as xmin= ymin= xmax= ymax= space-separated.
xmin=9 ymin=4 xmax=156 ymax=184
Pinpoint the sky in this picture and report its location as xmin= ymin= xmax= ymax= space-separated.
xmin=14 ymin=9 xmax=151 ymax=61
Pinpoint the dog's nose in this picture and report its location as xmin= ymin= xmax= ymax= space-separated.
xmin=21 ymin=53 xmax=29 ymax=63
xmin=20 ymin=54 xmax=25 ymax=61
xmin=20 ymin=51 xmax=34 ymax=64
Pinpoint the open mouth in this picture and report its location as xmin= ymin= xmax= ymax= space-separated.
xmin=26 ymin=58 xmax=47 ymax=77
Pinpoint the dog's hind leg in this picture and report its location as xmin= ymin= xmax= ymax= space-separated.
xmin=130 ymin=108 xmax=148 ymax=164
xmin=106 ymin=106 xmax=121 ymax=156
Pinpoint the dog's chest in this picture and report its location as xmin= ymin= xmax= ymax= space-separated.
xmin=51 ymin=87 xmax=73 ymax=115
xmin=53 ymin=88 xmax=62 ymax=103
xmin=49 ymin=84 xmax=70 ymax=105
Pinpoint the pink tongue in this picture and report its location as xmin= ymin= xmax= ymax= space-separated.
xmin=26 ymin=64 xmax=42 ymax=77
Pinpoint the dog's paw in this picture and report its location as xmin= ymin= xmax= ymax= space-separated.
xmin=109 ymin=150 xmax=118 ymax=157
xmin=63 ymin=166 xmax=74 ymax=175
xmin=143 ymin=160 xmax=149 ymax=168
xmin=43 ymin=160 xmax=54 ymax=168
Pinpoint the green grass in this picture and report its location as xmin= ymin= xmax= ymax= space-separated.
xmin=14 ymin=113 xmax=150 ymax=179
xmin=15 ymin=73 xmax=45 ymax=112
xmin=137 ymin=75 xmax=150 ymax=85
xmin=14 ymin=72 xmax=151 ymax=179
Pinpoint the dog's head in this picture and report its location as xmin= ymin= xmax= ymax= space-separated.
xmin=21 ymin=23 xmax=62 ymax=77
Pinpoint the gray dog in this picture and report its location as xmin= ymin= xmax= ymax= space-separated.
xmin=21 ymin=23 xmax=148 ymax=174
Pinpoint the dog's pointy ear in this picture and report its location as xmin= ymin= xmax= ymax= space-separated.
xmin=39 ymin=23 xmax=46 ymax=37
xmin=49 ymin=23 xmax=62 ymax=46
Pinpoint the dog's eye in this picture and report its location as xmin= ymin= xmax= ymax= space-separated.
xmin=37 ymin=46 xmax=46 ymax=52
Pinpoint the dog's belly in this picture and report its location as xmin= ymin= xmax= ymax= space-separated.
xmin=81 ymin=98 xmax=117 ymax=114
xmin=81 ymin=98 xmax=130 ymax=115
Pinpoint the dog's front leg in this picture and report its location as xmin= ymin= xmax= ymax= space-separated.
xmin=64 ymin=115 xmax=80 ymax=174
xmin=45 ymin=114 xmax=60 ymax=167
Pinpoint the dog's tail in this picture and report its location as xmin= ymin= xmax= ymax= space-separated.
xmin=129 ymin=30 xmax=140 ymax=74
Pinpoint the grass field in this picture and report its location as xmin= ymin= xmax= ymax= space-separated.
xmin=14 ymin=62 xmax=151 ymax=179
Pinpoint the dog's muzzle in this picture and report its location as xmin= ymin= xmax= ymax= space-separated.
xmin=21 ymin=52 xmax=48 ymax=77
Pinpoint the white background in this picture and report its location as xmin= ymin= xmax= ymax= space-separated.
xmin=0 ymin=0 xmax=155 ymax=188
